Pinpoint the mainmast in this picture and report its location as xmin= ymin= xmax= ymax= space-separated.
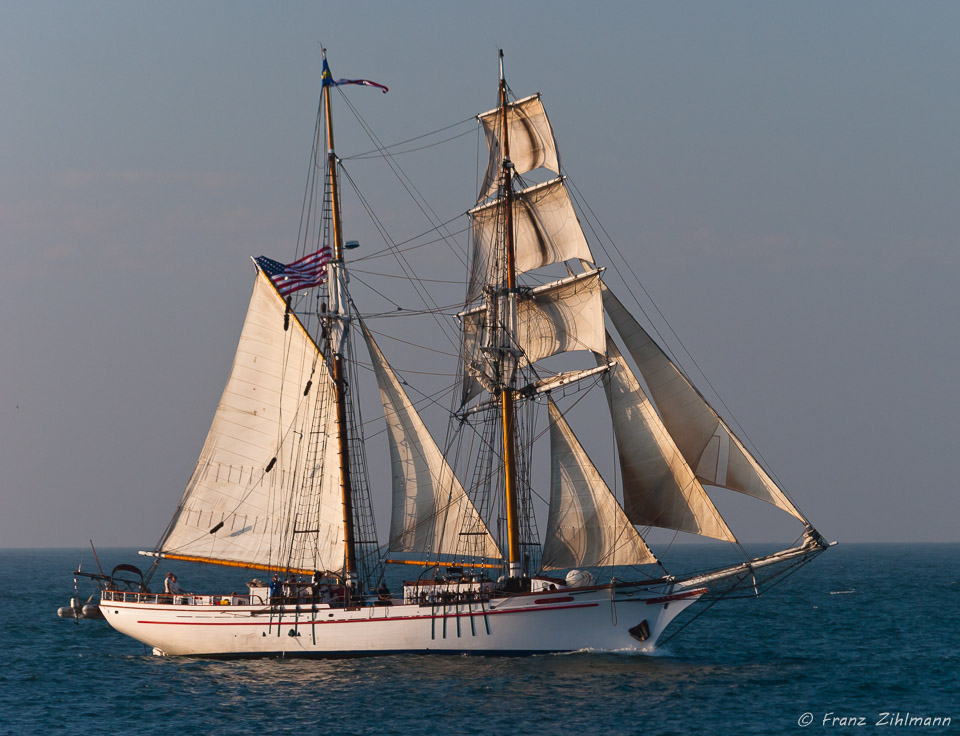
xmin=498 ymin=50 xmax=522 ymax=578
xmin=321 ymin=49 xmax=359 ymax=586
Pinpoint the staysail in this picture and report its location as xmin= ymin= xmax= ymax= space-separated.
xmin=362 ymin=325 xmax=502 ymax=561
xmin=157 ymin=268 xmax=347 ymax=573
xmin=603 ymin=286 xmax=806 ymax=522
xmin=599 ymin=338 xmax=735 ymax=541
xmin=542 ymin=400 xmax=657 ymax=569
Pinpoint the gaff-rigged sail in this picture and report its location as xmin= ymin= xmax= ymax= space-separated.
xmin=157 ymin=268 xmax=347 ymax=573
xmin=542 ymin=400 xmax=657 ymax=570
xmin=362 ymin=325 xmax=502 ymax=561
xmin=477 ymin=93 xmax=560 ymax=201
xmin=602 ymin=286 xmax=807 ymax=522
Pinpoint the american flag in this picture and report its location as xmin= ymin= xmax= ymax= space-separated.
xmin=255 ymin=247 xmax=332 ymax=296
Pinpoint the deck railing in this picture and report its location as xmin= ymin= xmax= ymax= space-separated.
xmin=101 ymin=590 xmax=262 ymax=606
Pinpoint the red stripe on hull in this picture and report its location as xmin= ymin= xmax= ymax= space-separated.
xmin=644 ymin=588 xmax=707 ymax=605
xmin=128 ymin=601 xmax=600 ymax=627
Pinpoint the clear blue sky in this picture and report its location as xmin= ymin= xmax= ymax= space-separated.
xmin=2 ymin=1 xmax=958 ymax=547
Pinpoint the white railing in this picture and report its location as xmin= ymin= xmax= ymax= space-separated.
xmin=101 ymin=590 xmax=263 ymax=606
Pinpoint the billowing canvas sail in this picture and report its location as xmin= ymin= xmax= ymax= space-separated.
xmin=517 ymin=270 xmax=605 ymax=363
xmin=159 ymin=269 xmax=346 ymax=572
xmin=478 ymin=93 xmax=560 ymax=201
xmin=467 ymin=178 xmax=594 ymax=302
xmin=542 ymin=400 xmax=657 ymax=570
xmin=600 ymin=339 xmax=735 ymax=541
xmin=362 ymin=326 xmax=501 ymax=560
xmin=603 ymin=287 xmax=806 ymax=522
xmin=461 ymin=270 xmax=605 ymax=403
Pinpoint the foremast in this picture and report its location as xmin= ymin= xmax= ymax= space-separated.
xmin=321 ymin=49 xmax=359 ymax=586
xmin=497 ymin=50 xmax=523 ymax=579
xmin=462 ymin=54 xmax=829 ymax=586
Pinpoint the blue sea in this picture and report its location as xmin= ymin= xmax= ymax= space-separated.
xmin=1 ymin=544 xmax=956 ymax=735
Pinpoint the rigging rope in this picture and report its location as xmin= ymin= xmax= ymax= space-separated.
xmin=342 ymin=116 xmax=476 ymax=160
xmin=566 ymin=174 xmax=808 ymax=524
xmin=346 ymin=126 xmax=477 ymax=160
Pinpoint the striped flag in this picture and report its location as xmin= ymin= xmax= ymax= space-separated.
xmin=322 ymin=58 xmax=388 ymax=93
xmin=331 ymin=78 xmax=389 ymax=94
xmin=255 ymin=247 xmax=332 ymax=296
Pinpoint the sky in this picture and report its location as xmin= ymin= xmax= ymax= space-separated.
xmin=2 ymin=1 xmax=958 ymax=549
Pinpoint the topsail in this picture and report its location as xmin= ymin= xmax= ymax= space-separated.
xmin=467 ymin=178 xmax=594 ymax=303
xmin=461 ymin=269 xmax=606 ymax=403
xmin=477 ymin=93 xmax=560 ymax=201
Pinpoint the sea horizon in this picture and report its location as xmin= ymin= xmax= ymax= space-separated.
xmin=6 ymin=540 xmax=959 ymax=551
xmin=4 ymin=544 xmax=955 ymax=734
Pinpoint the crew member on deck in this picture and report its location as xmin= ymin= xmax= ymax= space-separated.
xmin=169 ymin=575 xmax=184 ymax=595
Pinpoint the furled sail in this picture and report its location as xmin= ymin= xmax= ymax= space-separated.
xmin=158 ymin=269 xmax=346 ymax=572
xmin=477 ymin=93 xmax=560 ymax=201
xmin=467 ymin=178 xmax=594 ymax=302
xmin=362 ymin=325 xmax=502 ymax=561
xmin=603 ymin=287 xmax=806 ymax=522
xmin=461 ymin=269 xmax=606 ymax=403
xmin=542 ymin=400 xmax=657 ymax=570
xmin=599 ymin=338 xmax=735 ymax=541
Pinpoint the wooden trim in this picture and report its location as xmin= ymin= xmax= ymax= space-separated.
xmin=385 ymin=559 xmax=503 ymax=570
xmin=152 ymin=552 xmax=317 ymax=577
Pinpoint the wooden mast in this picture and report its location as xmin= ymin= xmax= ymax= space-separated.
xmin=498 ymin=50 xmax=522 ymax=579
xmin=322 ymin=49 xmax=359 ymax=586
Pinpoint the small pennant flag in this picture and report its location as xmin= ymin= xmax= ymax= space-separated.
xmin=255 ymin=246 xmax=332 ymax=296
xmin=322 ymin=58 xmax=388 ymax=93
xmin=331 ymin=78 xmax=389 ymax=93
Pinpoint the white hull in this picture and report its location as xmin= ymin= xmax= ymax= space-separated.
xmin=100 ymin=584 xmax=704 ymax=657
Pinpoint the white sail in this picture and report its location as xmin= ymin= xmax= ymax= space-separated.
xmin=600 ymin=339 xmax=736 ymax=541
xmin=478 ymin=93 xmax=560 ymax=201
xmin=362 ymin=325 xmax=501 ymax=561
xmin=467 ymin=178 xmax=594 ymax=302
xmin=542 ymin=400 xmax=657 ymax=570
xmin=603 ymin=287 xmax=806 ymax=522
xmin=461 ymin=270 xmax=606 ymax=403
xmin=95 ymin=62 xmax=833 ymax=662
xmin=159 ymin=269 xmax=346 ymax=572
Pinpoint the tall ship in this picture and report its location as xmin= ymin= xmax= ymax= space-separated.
xmin=72 ymin=51 xmax=831 ymax=656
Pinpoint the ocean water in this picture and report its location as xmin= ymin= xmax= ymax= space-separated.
xmin=1 ymin=544 xmax=956 ymax=735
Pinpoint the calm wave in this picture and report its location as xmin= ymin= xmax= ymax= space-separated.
xmin=3 ymin=544 xmax=956 ymax=734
